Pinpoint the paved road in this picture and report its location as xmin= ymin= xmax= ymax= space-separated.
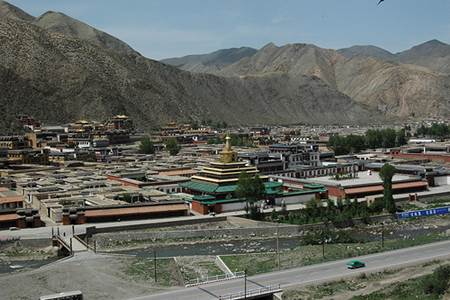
xmin=130 ymin=240 xmax=450 ymax=300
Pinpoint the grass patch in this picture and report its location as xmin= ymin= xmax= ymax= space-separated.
xmin=179 ymin=259 xmax=224 ymax=282
xmin=220 ymin=232 xmax=448 ymax=276
xmin=124 ymin=257 xmax=182 ymax=286
xmin=221 ymin=253 xmax=277 ymax=275
xmin=351 ymin=265 xmax=450 ymax=300
xmin=282 ymin=264 xmax=447 ymax=300
xmin=283 ymin=279 xmax=365 ymax=300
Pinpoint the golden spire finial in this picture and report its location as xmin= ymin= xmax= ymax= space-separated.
xmin=224 ymin=135 xmax=231 ymax=151
xmin=220 ymin=135 xmax=236 ymax=163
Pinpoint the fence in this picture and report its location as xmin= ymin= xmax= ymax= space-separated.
xmin=185 ymin=271 xmax=245 ymax=287
xmin=396 ymin=206 xmax=450 ymax=220
xmin=218 ymin=284 xmax=282 ymax=300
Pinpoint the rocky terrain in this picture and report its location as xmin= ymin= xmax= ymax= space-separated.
xmin=165 ymin=41 xmax=450 ymax=120
xmin=3 ymin=1 xmax=449 ymax=130
xmin=161 ymin=47 xmax=257 ymax=73
xmin=0 ymin=1 xmax=378 ymax=131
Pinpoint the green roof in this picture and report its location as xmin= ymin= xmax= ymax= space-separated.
xmin=303 ymin=183 xmax=325 ymax=189
xmin=282 ymin=188 xmax=326 ymax=197
xmin=265 ymin=181 xmax=283 ymax=188
xmin=266 ymin=190 xmax=282 ymax=195
xmin=180 ymin=181 xmax=218 ymax=193
xmin=192 ymin=195 xmax=216 ymax=201
xmin=180 ymin=180 xmax=283 ymax=195
xmin=214 ymin=185 xmax=237 ymax=193
xmin=199 ymin=198 xmax=245 ymax=205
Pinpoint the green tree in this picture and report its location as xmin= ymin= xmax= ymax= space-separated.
xmin=365 ymin=129 xmax=382 ymax=149
xmin=139 ymin=136 xmax=155 ymax=154
xmin=379 ymin=163 xmax=397 ymax=213
xmin=236 ymin=173 xmax=265 ymax=202
xmin=395 ymin=129 xmax=407 ymax=147
xmin=381 ymin=128 xmax=397 ymax=148
xmin=191 ymin=120 xmax=199 ymax=130
xmin=236 ymin=173 xmax=265 ymax=219
xmin=165 ymin=138 xmax=181 ymax=156
xmin=423 ymin=265 xmax=450 ymax=296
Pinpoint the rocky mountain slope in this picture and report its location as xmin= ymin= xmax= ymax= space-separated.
xmin=0 ymin=1 xmax=375 ymax=131
xmin=339 ymin=40 xmax=450 ymax=75
xmin=34 ymin=11 xmax=137 ymax=56
xmin=165 ymin=41 xmax=450 ymax=119
xmin=0 ymin=0 xmax=33 ymax=22
xmin=396 ymin=40 xmax=450 ymax=74
xmin=161 ymin=47 xmax=257 ymax=73
xmin=337 ymin=45 xmax=396 ymax=61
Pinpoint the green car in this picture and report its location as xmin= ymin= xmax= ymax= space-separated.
xmin=346 ymin=260 xmax=366 ymax=269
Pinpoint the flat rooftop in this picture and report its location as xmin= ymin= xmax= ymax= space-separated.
xmin=303 ymin=171 xmax=419 ymax=188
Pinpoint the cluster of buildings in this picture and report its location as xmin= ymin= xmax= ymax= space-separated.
xmin=0 ymin=115 xmax=135 ymax=168
xmin=1 ymin=116 xmax=450 ymax=229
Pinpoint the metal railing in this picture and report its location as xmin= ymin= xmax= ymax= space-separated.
xmin=185 ymin=271 xmax=245 ymax=287
xmin=218 ymin=284 xmax=282 ymax=300
xmin=53 ymin=235 xmax=74 ymax=256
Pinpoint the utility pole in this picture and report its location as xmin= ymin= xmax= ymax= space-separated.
xmin=154 ymin=250 xmax=157 ymax=283
xmin=244 ymin=269 xmax=247 ymax=299
xmin=322 ymin=240 xmax=325 ymax=259
xmin=276 ymin=222 xmax=280 ymax=270
xmin=322 ymin=223 xmax=327 ymax=259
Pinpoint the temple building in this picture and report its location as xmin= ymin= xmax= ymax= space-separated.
xmin=181 ymin=136 xmax=284 ymax=214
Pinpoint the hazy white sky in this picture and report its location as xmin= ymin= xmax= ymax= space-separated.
xmin=9 ymin=0 xmax=450 ymax=59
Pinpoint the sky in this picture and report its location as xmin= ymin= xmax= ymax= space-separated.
xmin=8 ymin=0 xmax=450 ymax=59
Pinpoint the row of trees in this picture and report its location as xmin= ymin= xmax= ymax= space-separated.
xmin=191 ymin=119 xmax=228 ymax=129
xmin=328 ymin=128 xmax=407 ymax=155
xmin=416 ymin=123 xmax=450 ymax=138
xmin=235 ymin=162 xmax=398 ymax=222
xmin=207 ymin=134 xmax=255 ymax=147
xmin=280 ymin=198 xmax=384 ymax=227
xmin=139 ymin=137 xmax=180 ymax=156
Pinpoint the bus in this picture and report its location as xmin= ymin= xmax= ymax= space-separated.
xmin=40 ymin=291 xmax=83 ymax=300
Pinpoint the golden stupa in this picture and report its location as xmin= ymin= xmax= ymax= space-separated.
xmin=220 ymin=135 xmax=237 ymax=163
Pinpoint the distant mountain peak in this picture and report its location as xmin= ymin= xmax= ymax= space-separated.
xmin=0 ymin=0 xmax=34 ymax=22
xmin=397 ymin=39 xmax=450 ymax=67
xmin=161 ymin=47 xmax=257 ymax=71
xmin=422 ymin=39 xmax=447 ymax=46
xmin=337 ymin=45 xmax=395 ymax=60
xmin=261 ymin=42 xmax=278 ymax=50
xmin=408 ymin=39 xmax=448 ymax=50
xmin=34 ymin=10 xmax=137 ymax=55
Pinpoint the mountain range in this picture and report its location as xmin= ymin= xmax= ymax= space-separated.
xmin=163 ymin=40 xmax=450 ymax=120
xmin=1 ymin=1 xmax=449 ymax=132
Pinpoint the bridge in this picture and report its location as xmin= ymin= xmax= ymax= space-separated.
xmin=219 ymin=285 xmax=282 ymax=300
xmin=52 ymin=231 xmax=89 ymax=255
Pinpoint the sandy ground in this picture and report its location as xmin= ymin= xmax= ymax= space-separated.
xmin=0 ymin=252 xmax=171 ymax=300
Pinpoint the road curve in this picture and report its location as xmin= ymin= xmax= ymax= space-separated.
xmin=130 ymin=240 xmax=450 ymax=300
